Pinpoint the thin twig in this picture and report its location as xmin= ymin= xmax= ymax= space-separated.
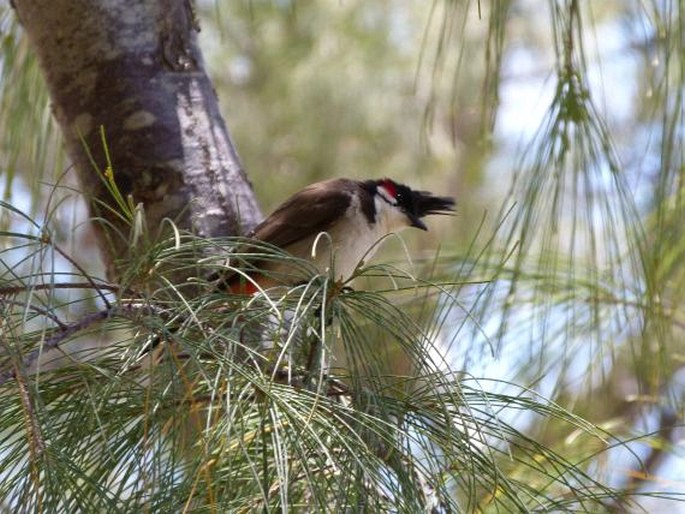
xmin=0 ymin=308 xmax=114 ymax=386
xmin=51 ymin=243 xmax=113 ymax=308
xmin=0 ymin=281 xmax=120 ymax=296
xmin=1 ymin=299 xmax=69 ymax=330
xmin=14 ymin=359 xmax=46 ymax=455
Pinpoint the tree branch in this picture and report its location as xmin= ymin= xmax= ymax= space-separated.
xmin=12 ymin=0 xmax=263 ymax=279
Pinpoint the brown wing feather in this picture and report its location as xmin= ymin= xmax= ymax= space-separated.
xmin=251 ymin=178 xmax=354 ymax=249
xmin=211 ymin=178 xmax=355 ymax=292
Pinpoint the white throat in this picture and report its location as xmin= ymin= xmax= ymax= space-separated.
xmin=299 ymin=192 xmax=411 ymax=283
xmin=373 ymin=194 xmax=411 ymax=234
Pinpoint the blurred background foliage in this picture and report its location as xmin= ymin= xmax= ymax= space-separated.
xmin=2 ymin=0 xmax=685 ymax=510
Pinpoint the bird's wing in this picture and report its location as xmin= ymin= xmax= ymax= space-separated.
xmin=210 ymin=179 xmax=355 ymax=292
xmin=251 ymin=178 xmax=354 ymax=249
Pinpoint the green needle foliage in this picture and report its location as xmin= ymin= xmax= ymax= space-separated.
xmin=2 ymin=1 xmax=684 ymax=512
xmin=0 ymin=206 xmax=663 ymax=512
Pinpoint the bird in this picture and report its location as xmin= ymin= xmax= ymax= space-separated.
xmin=216 ymin=177 xmax=455 ymax=294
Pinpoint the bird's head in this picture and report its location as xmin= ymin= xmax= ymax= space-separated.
xmin=372 ymin=178 xmax=455 ymax=231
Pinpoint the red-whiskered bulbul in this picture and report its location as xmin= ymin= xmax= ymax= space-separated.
xmin=219 ymin=178 xmax=454 ymax=293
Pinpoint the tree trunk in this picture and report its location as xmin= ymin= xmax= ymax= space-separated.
xmin=12 ymin=0 xmax=263 ymax=279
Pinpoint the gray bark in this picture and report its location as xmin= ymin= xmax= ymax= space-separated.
xmin=12 ymin=0 xmax=263 ymax=279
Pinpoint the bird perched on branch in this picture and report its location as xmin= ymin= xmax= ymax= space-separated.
xmin=216 ymin=177 xmax=454 ymax=294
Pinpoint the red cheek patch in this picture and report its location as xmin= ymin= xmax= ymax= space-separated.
xmin=379 ymin=179 xmax=397 ymax=199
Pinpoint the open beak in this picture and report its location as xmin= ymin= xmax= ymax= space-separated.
xmin=408 ymin=213 xmax=428 ymax=231
xmin=409 ymin=191 xmax=455 ymax=230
